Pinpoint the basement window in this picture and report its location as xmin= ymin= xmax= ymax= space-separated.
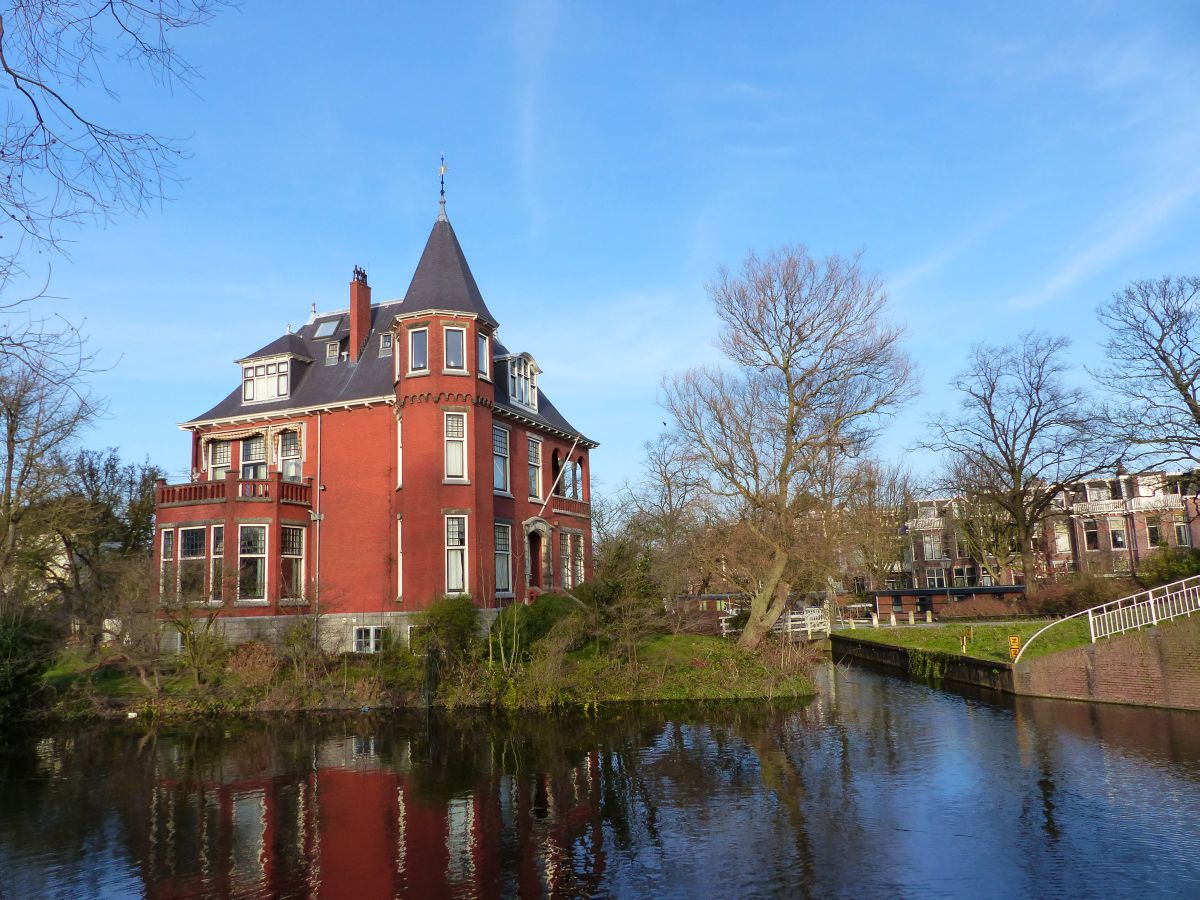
xmin=354 ymin=626 xmax=384 ymax=653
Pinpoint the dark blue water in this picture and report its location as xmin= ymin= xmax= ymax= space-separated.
xmin=1 ymin=662 xmax=1198 ymax=898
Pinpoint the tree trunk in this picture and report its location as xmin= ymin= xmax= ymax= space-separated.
xmin=1020 ymin=545 xmax=1039 ymax=597
xmin=737 ymin=550 xmax=789 ymax=649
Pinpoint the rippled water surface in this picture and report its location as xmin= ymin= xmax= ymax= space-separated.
xmin=1 ymin=662 xmax=1199 ymax=899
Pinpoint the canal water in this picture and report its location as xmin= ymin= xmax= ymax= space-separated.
xmin=1 ymin=662 xmax=1198 ymax=899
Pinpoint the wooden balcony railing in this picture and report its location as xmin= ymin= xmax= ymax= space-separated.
xmin=156 ymin=474 xmax=312 ymax=508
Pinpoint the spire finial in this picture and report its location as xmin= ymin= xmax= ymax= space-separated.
xmin=437 ymin=153 xmax=448 ymax=222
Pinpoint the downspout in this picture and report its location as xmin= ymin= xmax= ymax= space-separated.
xmin=314 ymin=412 xmax=323 ymax=630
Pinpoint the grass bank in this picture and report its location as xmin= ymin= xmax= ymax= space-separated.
xmin=34 ymin=633 xmax=814 ymax=721
xmin=841 ymin=617 xmax=1092 ymax=663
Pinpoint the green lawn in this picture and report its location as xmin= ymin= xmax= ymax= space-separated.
xmin=841 ymin=618 xmax=1092 ymax=663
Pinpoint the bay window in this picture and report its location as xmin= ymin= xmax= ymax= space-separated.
xmin=445 ymin=327 xmax=466 ymax=372
xmin=410 ymin=328 xmax=429 ymax=373
xmin=279 ymin=431 xmax=301 ymax=482
xmin=446 ymin=516 xmax=467 ymax=594
xmin=241 ymin=436 xmax=266 ymax=480
xmin=209 ymin=440 xmax=231 ymax=481
xmin=477 ymin=333 xmax=489 ymax=378
xmin=238 ymin=525 xmax=267 ymax=601
xmin=210 ymin=525 xmax=224 ymax=603
xmin=179 ymin=527 xmax=206 ymax=597
xmin=445 ymin=412 xmax=466 ymax=480
xmin=493 ymin=425 xmax=510 ymax=493
xmin=495 ymin=524 xmax=512 ymax=594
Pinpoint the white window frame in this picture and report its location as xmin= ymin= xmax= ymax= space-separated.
xmin=242 ymin=358 xmax=291 ymax=403
xmin=495 ymin=523 xmax=512 ymax=596
xmin=477 ymin=333 xmax=490 ymax=379
xmin=508 ymin=355 xmax=539 ymax=411
xmin=380 ymin=332 xmax=393 ymax=357
xmin=354 ymin=626 xmax=385 ymax=653
xmin=926 ymin=568 xmax=947 ymax=590
xmin=325 ymin=342 xmax=339 ymax=366
xmin=445 ymin=515 xmax=468 ymax=595
xmin=1084 ymin=519 xmax=1100 ymax=551
xmin=1108 ymin=519 xmax=1127 ymax=550
xmin=444 ymin=411 xmax=467 ymax=482
xmin=396 ymin=417 xmax=403 ymax=488
xmin=178 ymin=526 xmax=207 ymax=598
xmin=160 ymin=528 xmax=175 ymax=598
xmin=493 ymin=424 xmax=510 ymax=494
xmin=241 ymin=436 xmax=267 ymax=481
xmin=210 ymin=524 xmax=224 ymax=604
xmin=237 ymin=524 xmax=268 ymax=602
xmin=279 ymin=430 xmax=302 ymax=482
xmin=572 ymin=533 xmax=584 ymax=587
xmin=280 ymin=525 xmax=305 ymax=600
xmin=561 ymin=532 xmax=573 ymax=590
xmin=527 ymin=436 xmax=542 ymax=500
xmin=1177 ymin=523 xmax=1191 ymax=547
xmin=444 ymin=326 xmax=467 ymax=373
xmin=208 ymin=440 xmax=231 ymax=481
xmin=409 ymin=327 xmax=429 ymax=373
xmin=1147 ymin=521 xmax=1162 ymax=547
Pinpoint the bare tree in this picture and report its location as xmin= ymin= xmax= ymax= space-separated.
xmin=0 ymin=352 xmax=100 ymax=606
xmin=925 ymin=332 xmax=1111 ymax=595
xmin=1094 ymin=276 xmax=1200 ymax=466
xmin=840 ymin=459 xmax=912 ymax=591
xmin=942 ymin=482 xmax=1020 ymax=586
xmin=665 ymin=246 xmax=913 ymax=648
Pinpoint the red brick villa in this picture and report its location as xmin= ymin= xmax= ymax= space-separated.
xmin=153 ymin=201 xmax=596 ymax=651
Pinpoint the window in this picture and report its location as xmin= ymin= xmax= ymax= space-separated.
xmin=179 ymin=528 xmax=206 ymax=597
xmin=565 ymin=460 xmax=577 ymax=499
xmin=508 ymin=356 xmax=538 ymax=410
xmin=1084 ymin=520 xmax=1099 ymax=551
xmin=380 ymin=333 xmax=393 ymax=356
xmin=493 ymin=425 xmax=510 ymax=493
xmin=409 ymin=328 xmax=428 ymax=373
xmin=561 ymin=533 xmax=572 ymax=590
xmin=445 ymin=412 xmax=467 ymax=480
xmin=851 ymin=576 xmax=867 ymax=594
xmin=281 ymin=526 xmax=304 ymax=599
xmin=573 ymin=460 xmax=583 ymax=500
xmin=1177 ymin=523 xmax=1191 ymax=547
xmin=210 ymin=526 xmax=224 ymax=603
xmin=354 ymin=626 xmax=384 ymax=654
xmin=446 ymin=516 xmax=467 ymax=594
xmin=980 ymin=571 xmax=994 ymax=587
xmin=1054 ymin=523 xmax=1071 ymax=554
xmin=396 ymin=519 xmax=403 ymax=600
xmin=560 ymin=533 xmax=585 ymax=590
xmin=238 ymin=525 xmax=267 ymax=601
xmin=242 ymin=360 xmax=290 ymax=402
xmin=921 ymin=534 xmax=941 ymax=561
xmin=952 ymin=566 xmax=976 ymax=588
xmin=325 ymin=342 xmax=339 ymax=366
xmin=209 ymin=440 xmax=231 ymax=481
xmin=1109 ymin=520 xmax=1127 ymax=550
xmin=495 ymin=524 xmax=512 ymax=594
xmin=160 ymin=529 xmax=175 ymax=597
xmin=926 ymin=568 xmax=947 ymax=589
xmin=241 ymin=436 xmax=266 ymax=480
xmin=572 ymin=533 xmax=584 ymax=587
xmin=1148 ymin=521 xmax=1162 ymax=547
xmin=279 ymin=431 xmax=302 ymax=482
xmin=444 ymin=327 xmax=466 ymax=371
xmin=527 ymin=437 xmax=542 ymax=499
xmin=312 ymin=318 xmax=340 ymax=339
xmin=477 ymin=333 xmax=489 ymax=378
xmin=551 ymin=450 xmax=562 ymax=495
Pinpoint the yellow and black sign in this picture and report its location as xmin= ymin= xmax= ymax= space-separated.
xmin=1008 ymin=635 xmax=1021 ymax=659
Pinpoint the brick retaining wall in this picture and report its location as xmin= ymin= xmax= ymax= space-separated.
xmin=1013 ymin=613 xmax=1200 ymax=710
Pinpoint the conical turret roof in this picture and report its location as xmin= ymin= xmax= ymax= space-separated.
xmin=401 ymin=216 xmax=498 ymax=326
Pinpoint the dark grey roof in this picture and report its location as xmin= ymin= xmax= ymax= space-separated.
xmin=238 ymin=332 xmax=312 ymax=362
xmin=187 ymin=302 xmax=404 ymax=423
xmin=397 ymin=218 xmax=498 ymax=326
xmin=492 ymin=340 xmax=596 ymax=447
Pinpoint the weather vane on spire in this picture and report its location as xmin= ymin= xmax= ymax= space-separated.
xmin=438 ymin=153 xmax=448 ymax=221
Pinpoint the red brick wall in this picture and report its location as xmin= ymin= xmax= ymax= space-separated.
xmin=1014 ymin=614 xmax=1200 ymax=710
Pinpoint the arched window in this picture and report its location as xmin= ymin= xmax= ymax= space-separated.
xmin=551 ymin=449 xmax=562 ymax=496
xmin=573 ymin=459 xmax=584 ymax=500
xmin=508 ymin=355 xmax=539 ymax=410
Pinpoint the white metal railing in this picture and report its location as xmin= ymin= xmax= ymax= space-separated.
xmin=719 ymin=607 xmax=831 ymax=639
xmin=1070 ymin=494 xmax=1183 ymax=516
xmin=1088 ymin=574 xmax=1200 ymax=641
xmin=1013 ymin=574 xmax=1200 ymax=664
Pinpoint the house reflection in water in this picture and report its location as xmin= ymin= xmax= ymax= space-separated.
xmin=141 ymin=726 xmax=606 ymax=897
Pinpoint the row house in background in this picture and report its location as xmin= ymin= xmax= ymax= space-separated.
xmin=889 ymin=472 xmax=1199 ymax=593
xmin=153 ymin=200 xmax=597 ymax=651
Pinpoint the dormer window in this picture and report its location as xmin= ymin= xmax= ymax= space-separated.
xmin=242 ymin=359 xmax=290 ymax=402
xmin=325 ymin=342 xmax=339 ymax=366
xmin=380 ymin=333 xmax=393 ymax=357
xmin=509 ymin=355 xmax=538 ymax=411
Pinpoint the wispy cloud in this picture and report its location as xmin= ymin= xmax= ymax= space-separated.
xmin=513 ymin=0 xmax=559 ymax=231
xmin=887 ymin=208 xmax=1017 ymax=298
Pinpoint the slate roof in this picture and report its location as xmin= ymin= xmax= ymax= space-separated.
xmin=397 ymin=217 xmax=498 ymax=326
xmin=184 ymin=215 xmax=595 ymax=446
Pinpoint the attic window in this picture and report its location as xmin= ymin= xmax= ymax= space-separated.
xmin=325 ymin=342 xmax=339 ymax=366
xmin=313 ymin=318 xmax=340 ymax=339
xmin=380 ymin=333 xmax=393 ymax=356
xmin=242 ymin=360 xmax=289 ymax=402
xmin=509 ymin=356 xmax=538 ymax=411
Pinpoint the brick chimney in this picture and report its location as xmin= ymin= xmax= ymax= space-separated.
xmin=349 ymin=265 xmax=371 ymax=361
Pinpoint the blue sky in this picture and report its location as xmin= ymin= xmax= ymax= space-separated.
xmin=19 ymin=0 xmax=1200 ymax=490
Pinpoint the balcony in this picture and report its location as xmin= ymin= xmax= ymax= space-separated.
xmin=156 ymin=473 xmax=313 ymax=508
xmin=1070 ymin=495 xmax=1183 ymax=516
xmin=550 ymin=493 xmax=591 ymax=518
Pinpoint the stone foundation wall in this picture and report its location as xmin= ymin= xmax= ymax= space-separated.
xmin=1013 ymin=613 xmax=1200 ymax=710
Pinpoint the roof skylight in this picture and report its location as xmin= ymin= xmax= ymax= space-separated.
xmin=313 ymin=318 xmax=341 ymax=339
